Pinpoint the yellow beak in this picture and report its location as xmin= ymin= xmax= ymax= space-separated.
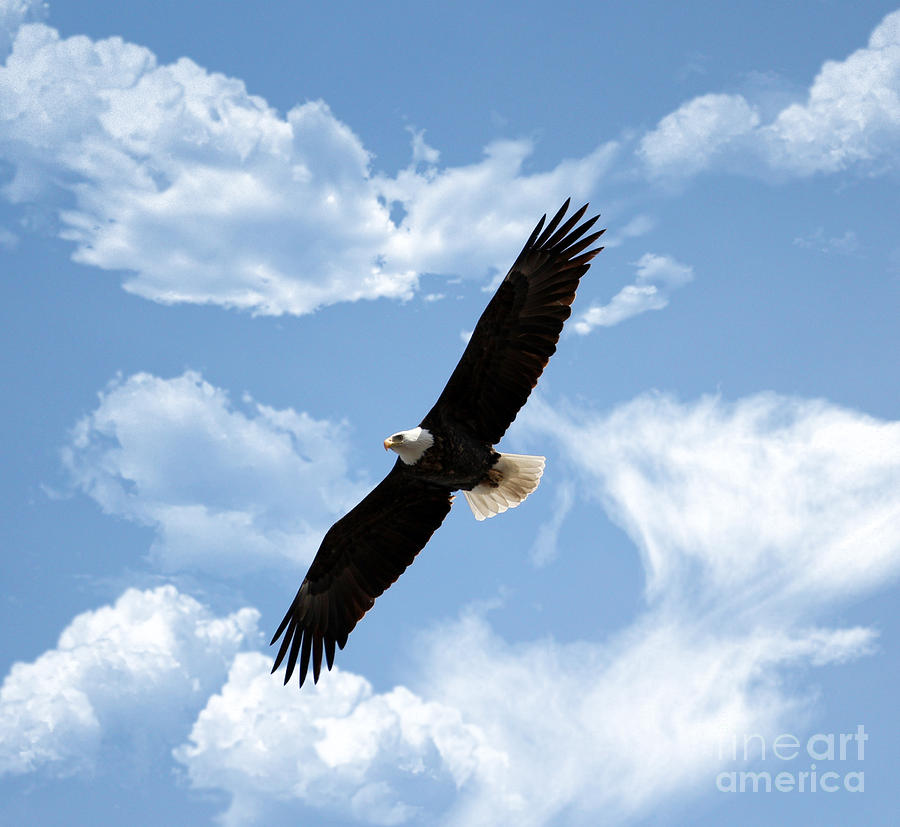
xmin=383 ymin=439 xmax=391 ymax=451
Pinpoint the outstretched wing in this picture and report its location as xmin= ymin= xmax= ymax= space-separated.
xmin=423 ymin=200 xmax=603 ymax=445
xmin=270 ymin=464 xmax=453 ymax=688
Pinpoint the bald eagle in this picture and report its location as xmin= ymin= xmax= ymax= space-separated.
xmin=271 ymin=200 xmax=604 ymax=687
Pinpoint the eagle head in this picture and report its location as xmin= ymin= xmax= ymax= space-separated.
xmin=383 ymin=427 xmax=434 ymax=465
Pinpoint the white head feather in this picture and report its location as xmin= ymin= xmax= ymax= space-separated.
xmin=384 ymin=427 xmax=434 ymax=465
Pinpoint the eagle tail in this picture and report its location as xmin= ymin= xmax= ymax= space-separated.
xmin=464 ymin=453 xmax=545 ymax=521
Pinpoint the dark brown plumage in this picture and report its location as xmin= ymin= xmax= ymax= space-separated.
xmin=271 ymin=200 xmax=604 ymax=687
xmin=423 ymin=200 xmax=602 ymax=445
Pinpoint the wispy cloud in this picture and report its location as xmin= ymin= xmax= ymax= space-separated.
xmin=165 ymin=391 xmax=899 ymax=826
xmin=575 ymin=252 xmax=693 ymax=333
xmin=62 ymin=371 xmax=368 ymax=573
xmin=525 ymin=393 xmax=900 ymax=605
xmin=407 ymin=127 xmax=441 ymax=166
xmin=529 ymin=481 xmax=575 ymax=567
xmin=793 ymin=227 xmax=859 ymax=255
xmin=0 ymin=586 xmax=258 ymax=776
xmin=8 ymin=389 xmax=896 ymax=823
xmin=0 ymin=224 xmax=18 ymax=249
xmin=8 ymin=386 xmax=895 ymax=821
xmin=599 ymin=213 xmax=656 ymax=249
xmin=404 ymin=391 xmax=899 ymax=825
xmin=417 ymin=612 xmax=874 ymax=826
xmin=639 ymin=9 xmax=900 ymax=179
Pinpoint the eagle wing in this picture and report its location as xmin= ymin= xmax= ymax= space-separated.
xmin=270 ymin=463 xmax=453 ymax=687
xmin=423 ymin=200 xmax=603 ymax=444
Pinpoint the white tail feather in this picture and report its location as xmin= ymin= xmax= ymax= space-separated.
xmin=463 ymin=453 xmax=545 ymax=521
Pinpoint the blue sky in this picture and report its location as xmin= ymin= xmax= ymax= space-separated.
xmin=1 ymin=0 xmax=899 ymax=824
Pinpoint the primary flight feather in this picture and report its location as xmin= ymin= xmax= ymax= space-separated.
xmin=271 ymin=200 xmax=604 ymax=687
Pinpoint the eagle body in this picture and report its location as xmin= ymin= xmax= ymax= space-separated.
xmin=271 ymin=200 xmax=604 ymax=687
xmin=396 ymin=422 xmax=498 ymax=489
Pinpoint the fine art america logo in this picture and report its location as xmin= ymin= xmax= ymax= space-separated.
xmin=716 ymin=725 xmax=867 ymax=793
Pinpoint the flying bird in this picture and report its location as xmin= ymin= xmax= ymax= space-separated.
xmin=271 ymin=200 xmax=604 ymax=687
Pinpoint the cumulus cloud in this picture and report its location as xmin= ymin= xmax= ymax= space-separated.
xmin=377 ymin=139 xmax=618 ymax=280
xmin=62 ymin=371 xmax=367 ymax=573
xmin=639 ymin=9 xmax=900 ymax=178
xmin=639 ymin=93 xmax=761 ymax=177
xmin=0 ymin=23 xmax=405 ymax=314
xmin=0 ymin=0 xmax=45 ymax=59
xmin=763 ymin=10 xmax=900 ymax=175
xmin=174 ymin=654 xmax=506 ymax=827
xmin=574 ymin=252 xmax=693 ymax=333
xmin=0 ymin=16 xmax=613 ymax=315
xmin=170 ymin=392 xmax=900 ymax=826
xmin=0 ymin=585 xmax=258 ymax=776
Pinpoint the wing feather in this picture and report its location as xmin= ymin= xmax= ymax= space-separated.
xmin=423 ymin=201 xmax=603 ymax=443
xmin=271 ymin=464 xmax=453 ymax=688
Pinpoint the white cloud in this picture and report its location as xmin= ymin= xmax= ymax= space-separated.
xmin=174 ymin=619 xmax=874 ymax=827
xmin=417 ymin=612 xmax=874 ymax=827
xmin=62 ymin=371 xmax=367 ymax=573
xmin=793 ymin=226 xmax=859 ymax=255
xmin=524 ymin=392 xmax=900 ymax=605
xmin=0 ymin=0 xmax=45 ymax=59
xmin=0 ymin=23 xmax=405 ymax=314
xmin=4 ymin=390 xmax=892 ymax=821
xmin=599 ymin=213 xmax=656 ymax=249
xmin=0 ymin=224 xmax=18 ymax=249
xmin=639 ymin=93 xmax=761 ymax=177
xmin=171 ymin=392 xmax=900 ymax=826
xmin=408 ymin=391 xmax=899 ymax=825
xmin=174 ymin=653 xmax=506 ymax=827
xmin=407 ymin=127 xmax=440 ymax=166
xmin=377 ymin=139 xmax=618 ymax=280
xmin=639 ymin=9 xmax=900 ymax=178
xmin=0 ymin=18 xmax=613 ymax=315
xmin=763 ymin=10 xmax=900 ymax=175
xmin=0 ymin=585 xmax=258 ymax=776
xmin=575 ymin=252 xmax=693 ymax=333
xmin=528 ymin=481 xmax=574 ymax=567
